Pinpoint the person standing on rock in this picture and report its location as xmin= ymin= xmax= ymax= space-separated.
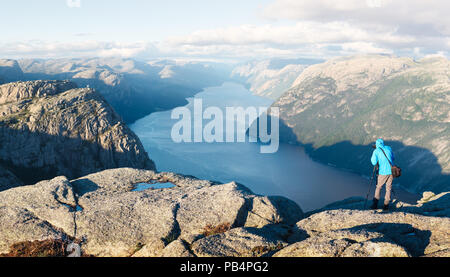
xmin=370 ymin=138 xmax=395 ymax=211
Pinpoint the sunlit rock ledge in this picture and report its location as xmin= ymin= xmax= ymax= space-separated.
xmin=0 ymin=167 xmax=448 ymax=257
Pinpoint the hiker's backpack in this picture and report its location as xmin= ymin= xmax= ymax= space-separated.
xmin=380 ymin=148 xmax=402 ymax=178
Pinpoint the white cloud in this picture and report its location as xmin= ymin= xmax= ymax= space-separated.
xmin=340 ymin=42 xmax=392 ymax=54
xmin=66 ymin=0 xmax=81 ymax=8
xmin=162 ymin=21 xmax=426 ymax=59
xmin=263 ymin=0 xmax=450 ymax=36
xmin=365 ymin=0 xmax=389 ymax=9
xmin=2 ymin=0 xmax=448 ymax=61
xmin=0 ymin=40 xmax=158 ymax=59
xmin=161 ymin=0 xmax=449 ymax=59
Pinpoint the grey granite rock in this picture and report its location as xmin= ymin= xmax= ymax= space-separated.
xmin=191 ymin=226 xmax=287 ymax=257
xmin=0 ymin=168 xmax=303 ymax=256
xmin=287 ymin=209 xmax=449 ymax=257
xmin=274 ymin=229 xmax=410 ymax=257
xmin=0 ymin=167 xmax=447 ymax=257
xmin=0 ymin=81 xmax=155 ymax=185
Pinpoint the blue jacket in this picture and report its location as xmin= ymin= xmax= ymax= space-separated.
xmin=371 ymin=138 xmax=395 ymax=175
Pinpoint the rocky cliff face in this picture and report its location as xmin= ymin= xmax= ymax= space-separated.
xmin=0 ymin=165 xmax=23 ymax=192
xmin=0 ymin=80 xmax=155 ymax=186
xmin=269 ymin=55 xmax=450 ymax=193
xmin=0 ymin=168 xmax=447 ymax=257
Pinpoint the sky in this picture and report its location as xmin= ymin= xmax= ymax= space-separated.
xmin=0 ymin=0 xmax=449 ymax=62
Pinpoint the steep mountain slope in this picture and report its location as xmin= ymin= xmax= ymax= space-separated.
xmin=0 ymin=60 xmax=24 ymax=84
xmin=231 ymin=58 xmax=321 ymax=99
xmin=270 ymin=55 xmax=450 ymax=193
xmin=0 ymin=80 xmax=154 ymax=186
xmin=148 ymin=59 xmax=233 ymax=88
xmin=16 ymin=58 xmax=231 ymax=123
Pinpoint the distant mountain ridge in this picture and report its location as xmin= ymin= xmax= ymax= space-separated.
xmin=268 ymin=55 xmax=450 ymax=193
xmin=231 ymin=59 xmax=313 ymax=100
xmin=1 ymin=57 xmax=232 ymax=124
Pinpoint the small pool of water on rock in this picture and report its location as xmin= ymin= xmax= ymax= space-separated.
xmin=132 ymin=182 xmax=177 ymax=192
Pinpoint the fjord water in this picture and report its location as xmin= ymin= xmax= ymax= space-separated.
xmin=131 ymin=83 xmax=418 ymax=211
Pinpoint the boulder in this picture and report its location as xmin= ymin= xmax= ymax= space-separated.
xmin=274 ymin=229 xmax=410 ymax=257
xmin=245 ymin=196 xmax=303 ymax=228
xmin=191 ymin=226 xmax=287 ymax=257
xmin=0 ymin=176 xmax=77 ymax=237
xmin=288 ymin=209 xmax=450 ymax=257
xmin=160 ymin=240 xmax=195 ymax=257
xmin=0 ymin=206 xmax=67 ymax=254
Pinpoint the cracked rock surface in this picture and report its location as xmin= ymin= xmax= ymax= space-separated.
xmin=0 ymin=168 xmax=303 ymax=257
xmin=1 ymin=167 xmax=448 ymax=257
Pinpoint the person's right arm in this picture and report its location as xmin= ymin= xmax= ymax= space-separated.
xmin=371 ymin=150 xmax=378 ymax=166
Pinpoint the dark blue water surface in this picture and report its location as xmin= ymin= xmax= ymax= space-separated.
xmin=131 ymin=83 xmax=419 ymax=211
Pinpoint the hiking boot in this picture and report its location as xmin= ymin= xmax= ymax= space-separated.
xmin=383 ymin=204 xmax=389 ymax=211
xmin=370 ymin=199 xmax=379 ymax=210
